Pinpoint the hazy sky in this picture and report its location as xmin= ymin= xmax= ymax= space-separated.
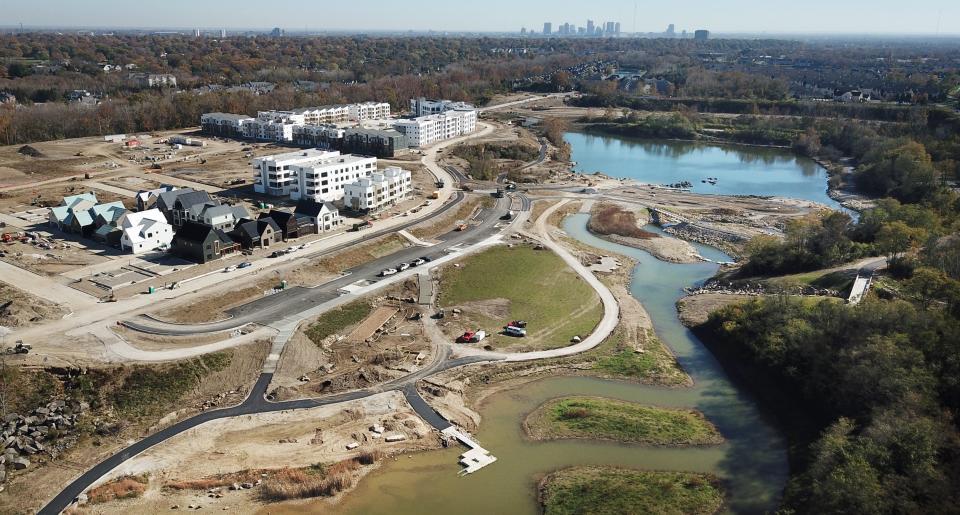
xmin=5 ymin=0 xmax=959 ymax=35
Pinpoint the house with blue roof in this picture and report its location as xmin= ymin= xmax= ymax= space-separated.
xmin=48 ymin=192 xmax=129 ymax=241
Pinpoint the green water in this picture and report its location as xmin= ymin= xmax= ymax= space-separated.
xmin=331 ymin=215 xmax=787 ymax=515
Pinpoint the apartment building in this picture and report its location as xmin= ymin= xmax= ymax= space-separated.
xmin=343 ymin=167 xmax=412 ymax=212
xmin=410 ymin=97 xmax=475 ymax=116
xmin=253 ymin=149 xmax=377 ymax=202
xmin=393 ymin=109 xmax=477 ymax=147
xmin=348 ymin=102 xmax=391 ymax=121
xmin=342 ymin=127 xmax=409 ymax=157
xmin=292 ymin=124 xmax=345 ymax=148
xmin=289 ymin=153 xmax=378 ymax=203
xmin=200 ymin=113 xmax=254 ymax=138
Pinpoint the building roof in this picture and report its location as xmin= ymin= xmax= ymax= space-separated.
xmin=174 ymin=190 xmax=215 ymax=210
xmin=63 ymin=192 xmax=98 ymax=208
xmin=231 ymin=217 xmax=280 ymax=241
xmin=90 ymin=201 xmax=127 ymax=224
xmin=119 ymin=208 xmax=168 ymax=229
xmin=174 ymin=221 xmax=234 ymax=245
xmin=294 ymin=199 xmax=337 ymax=218
xmin=71 ymin=210 xmax=94 ymax=227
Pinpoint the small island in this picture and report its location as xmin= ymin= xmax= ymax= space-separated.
xmin=539 ymin=466 xmax=725 ymax=515
xmin=523 ymin=395 xmax=723 ymax=446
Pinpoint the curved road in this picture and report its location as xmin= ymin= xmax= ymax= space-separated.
xmin=40 ymin=190 xmax=623 ymax=515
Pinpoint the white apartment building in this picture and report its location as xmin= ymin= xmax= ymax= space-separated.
xmin=344 ymin=166 xmax=412 ymax=212
xmin=410 ymin=97 xmax=475 ymax=116
xmin=348 ymin=102 xmax=391 ymax=121
xmin=290 ymin=153 xmax=378 ymax=203
xmin=393 ymin=109 xmax=477 ymax=147
xmin=254 ymin=149 xmax=341 ymax=197
xmin=253 ymin=149 xmax=377 ymax=202
xmin=200 ymin=113 xmax=254 ymax=137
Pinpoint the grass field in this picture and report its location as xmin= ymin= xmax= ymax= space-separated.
xmin=438 ymin=245 xmax=601 ymax=351
xmin=539 ymin=466 xmax=724 ymax=515
xmin=524 ymin=396 xmax=722 ymax=446
xmin=305 ymin=300 xmax=373 ymax=346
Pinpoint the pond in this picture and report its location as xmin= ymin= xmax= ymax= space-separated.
xmin=566 ymin=131 xmax=843 ymax=210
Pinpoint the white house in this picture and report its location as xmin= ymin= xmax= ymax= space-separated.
xmin=119 ymin=209 xmax=174 ymax=254
xmin=343 ymin=166 xmax=412 ymax=212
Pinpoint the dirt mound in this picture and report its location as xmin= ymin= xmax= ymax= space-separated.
xmin=451 ymin=298 xmax=511 ymax=320
xmin=0 ymin=285 xmax=67 ymax=328
xmin=588 ymin=203 xmax=657 ymax=240
xmin=17 ymin=145 xmax=45 ymax=158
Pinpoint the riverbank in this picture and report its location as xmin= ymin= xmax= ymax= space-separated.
xmin=538 ymin=466 xmax=725 ymax=515
xmin=523 ymin=395 xmax=723 ymax=446
xmin=586 ymin=201 xmax=703 ymax=264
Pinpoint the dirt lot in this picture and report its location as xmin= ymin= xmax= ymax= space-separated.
xmin=77 ymin=391 xmax=438 ymax=515
xmin=0 ymin=236 xmax=115 ymax=276
xmin=272 ymin=282 xmax=433 ymax=399
xmin=0 ymin=281 xmax=68 ymax=328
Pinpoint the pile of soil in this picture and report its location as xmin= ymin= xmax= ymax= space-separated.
xmin=0 ymin=286 xmax=66 ymax=328
xmin=17 ymin=145 xmax=45 ymax=158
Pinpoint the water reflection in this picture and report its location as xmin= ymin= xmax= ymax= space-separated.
xmin=568 ymin=132 xmax=841 ymax=208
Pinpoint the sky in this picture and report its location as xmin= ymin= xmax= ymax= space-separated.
xmin=4 ymin=0 xmax=959 ymax=35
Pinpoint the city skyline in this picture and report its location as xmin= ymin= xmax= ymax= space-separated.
xmin=2 ymin=0 xmax=958 ymax=35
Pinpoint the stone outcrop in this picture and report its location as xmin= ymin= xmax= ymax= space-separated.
xmin=1 ymin=399 xmax=84 ymax=481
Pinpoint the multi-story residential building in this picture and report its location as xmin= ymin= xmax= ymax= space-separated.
xmin=393 ymin=109 xmax=477 ymax=147
xmin=342 ymin=128 xmax=409 ymax=157
xmin=290 ymin=153 xmax=378 ymax=203
xmin=348 ymin=102 xmax=391 ymax=121
xmin=343 ymin=167 xmax=411 ymax=212
xmin=129 ymin=73 xmax=178 ymax=88
xmin=410 ymin=98 xmax=475 ymax=116
xmin=200 ymin=113 xmax=254 ymax=137
xmin=253 ymin=149 xmax=339 ymax=197
xmin=252 ymin=149 xmax=376 ymax=202
xmin=292 ymin=124 xmax=345 ymax=148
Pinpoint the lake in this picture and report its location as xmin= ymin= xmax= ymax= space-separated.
xmin=567 ymin=131 xmax=843 ymax=210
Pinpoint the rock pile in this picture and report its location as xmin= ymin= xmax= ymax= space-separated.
xmin=1 ymin=400 xmax=84 ymax=481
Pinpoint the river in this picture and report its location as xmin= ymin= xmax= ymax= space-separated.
xmin=322 ymin=135 xmax=843 ymax=514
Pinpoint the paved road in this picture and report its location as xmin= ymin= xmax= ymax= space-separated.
xmin=38 ymin=342 xmax=499 ymax=515
xmin=124 ymin=193 xmax=509 ymax=336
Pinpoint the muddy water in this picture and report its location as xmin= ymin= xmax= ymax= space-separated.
xmin=321 ymin=214 xmax=787 ymax=515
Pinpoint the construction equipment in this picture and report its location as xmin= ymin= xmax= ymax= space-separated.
xmin=5 ymin=341 xmax=31 ymax=354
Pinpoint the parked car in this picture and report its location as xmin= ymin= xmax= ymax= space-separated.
xmin=269 ymin=251 xmax=284 ymax=258
xmin=508 ymin=320 xmax=527 ymax=328
xmin=223 ymin=265 xmax=237 ymax=273
xmin=238 ymin=262 xmax=253 ymax=269
xmin=419 ymin=256 xmax=432 ymax=263
xmin=503 ymin=325 xmax=527 ymax=337
xmin=412 ymin=257 xmax=427 ymax=266
xmin=380 ymin=268 xmax=398 ymax=277
xmin=286 ymin=246 xmax=298 ymax=253
xmin=397 ymin=262 xmax=410 ymax=271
